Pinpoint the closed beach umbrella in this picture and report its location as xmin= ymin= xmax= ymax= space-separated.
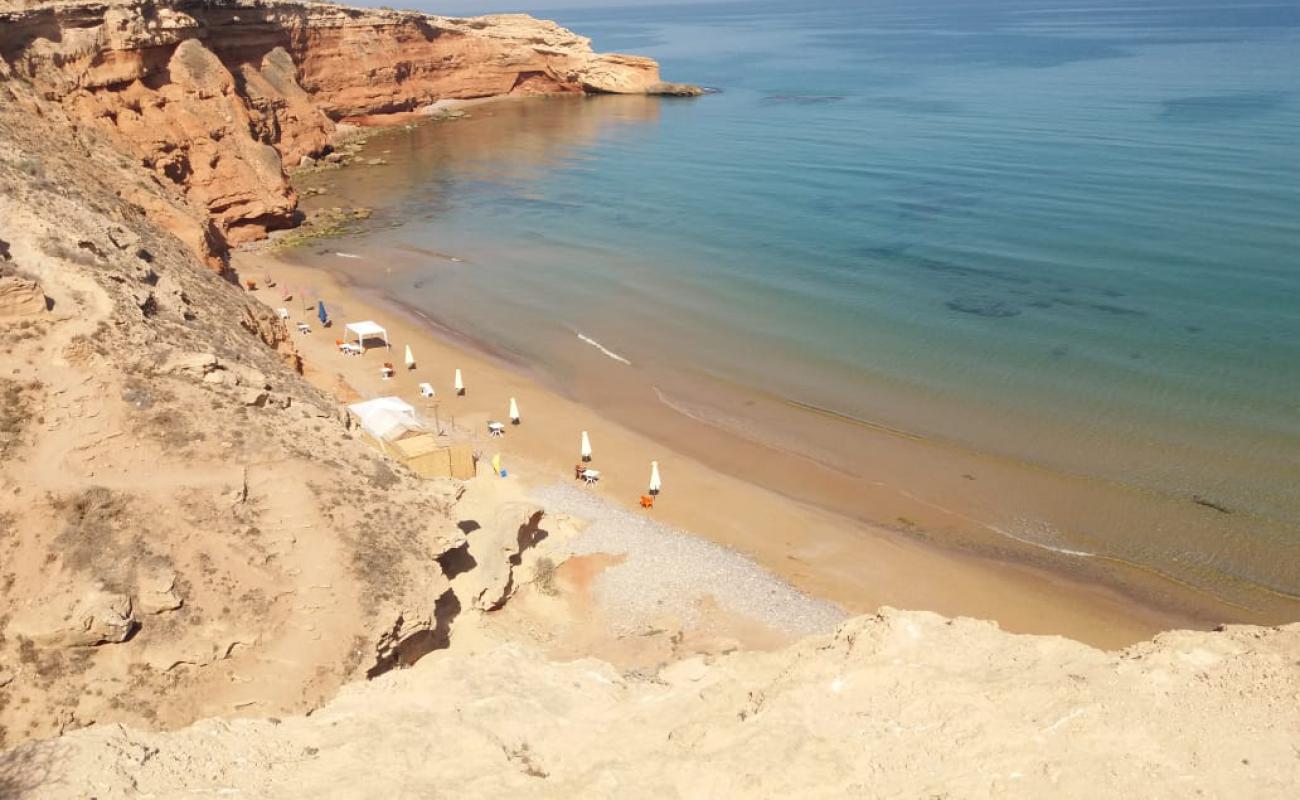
xmin=580 ymin=430 xmax=592 ymax=463
xmin=491 ymin=453 xmax=502 ymax=477
xmin=404 ymin=345 xmax=415 ymax=369
xmin=509 ymin=397 xmax=520 ymax=424
xmin=649 ymin=461 xmax=661 ymax=495
xmin=317 ymin=301 xmax=328 ymax=325
xmin=454 ymin=368 xmax=465 ymax=395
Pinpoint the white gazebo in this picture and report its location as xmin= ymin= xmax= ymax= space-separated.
xmin=345 ymin=320 xmax=390 ymax=352
xmin=347 ymin=396 xmax=422 ymax=449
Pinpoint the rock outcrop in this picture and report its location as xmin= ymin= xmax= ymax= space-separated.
xmin=4 ymin=610 xmax=1297 ymax=798
xmin=0 ymin=275 xmax=46 ymax=317
xmin=8 ymin=584 xmax=136 ymax=648
xmin=0 ymin=0 xmax=667 ymax=270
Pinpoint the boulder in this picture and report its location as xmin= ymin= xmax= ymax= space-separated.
xmin=229 ymin=365 xmax=270 ymax=389
xmin=8 ymin=585 xmax=136 ymax=648
xmin=0 ymin=275 xmax=47 ymax=317
xmin=646 ymin=81 xmax=704 ymax=97
xmin=136 ymin=569 xmax=183 ymax=615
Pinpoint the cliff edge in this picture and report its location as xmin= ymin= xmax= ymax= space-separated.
xmin=4 ymin=609 xmax=1299 ymax=798
xmin=0 ymin=0 xmax=666 ymax=267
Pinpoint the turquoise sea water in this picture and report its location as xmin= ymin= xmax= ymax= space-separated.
xmin=299 ymin=0 xmax=1300 ymax=609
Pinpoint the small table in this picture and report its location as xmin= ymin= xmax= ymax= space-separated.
xmin=488 ymin=422 xmax=505 ymax=438
xmin=582 ymin=469 xmax=601 ymax=485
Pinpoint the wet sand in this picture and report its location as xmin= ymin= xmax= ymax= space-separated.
xmin=237 ymin=250 xmax=1229 ymax=648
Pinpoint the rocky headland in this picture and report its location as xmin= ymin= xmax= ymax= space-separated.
xmin=0 ymin=0 xmax=670 ymax=268
xmin=0 ymin=2 xmax=1297 ymax=797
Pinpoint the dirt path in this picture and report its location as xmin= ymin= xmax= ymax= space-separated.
xmin=195 ymin=462 xmax=362 ymax=715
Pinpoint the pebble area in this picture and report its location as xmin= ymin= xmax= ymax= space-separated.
xmin=533 ymin=483 xmax=848 ymax=637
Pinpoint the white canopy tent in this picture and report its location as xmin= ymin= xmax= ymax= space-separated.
xmin=345 ymin=320 xmax=390 ymax=352
xmin=347 ymin=396 xmax=422 ymax=448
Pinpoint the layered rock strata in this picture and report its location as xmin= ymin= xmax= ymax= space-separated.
xmin=0 ymin=1 xmax=665 ymax=270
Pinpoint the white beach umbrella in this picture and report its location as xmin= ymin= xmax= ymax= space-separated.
xmin=580 ymin=430 xmax=592 ymax=462
xmin=404 ymin=345 xmax=415 ymax=369
xmin=454 ymin=368 xmax=465 ymax=395
xmin=649 ymin=461 xmax=661 ymax=495
xmin=509 ymin=397 xmax=520 ymax=424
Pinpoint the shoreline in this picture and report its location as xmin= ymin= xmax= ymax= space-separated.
xmin=268 ymin=92 xmax=1300 ymax=631
xmin=238 ymin=246 xmax=1223 ymax=649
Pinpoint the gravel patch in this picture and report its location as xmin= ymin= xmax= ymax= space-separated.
xmin=533 ymin=483 xmax=847 ymax=637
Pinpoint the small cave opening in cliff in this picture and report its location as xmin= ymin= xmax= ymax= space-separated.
xmin=509 ymin=70 xmax=567 ymax=96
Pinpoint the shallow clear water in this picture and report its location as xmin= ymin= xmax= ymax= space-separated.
xmin=298 ymin=0 xmax=1300 ymax=604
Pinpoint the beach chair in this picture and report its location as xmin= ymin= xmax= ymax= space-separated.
xmin=381 ymin=362 xmax=395 ymax=379
xmin=419 ymin=382 xmax=435 ymax=398
xmin=640 ymin=495 xmax=654 ymax=509
xmin=575 ymin=464 xmax=586 ymax=480
xmin=245 ymin=279 xmax=257 ymax=291
xmin=487 ymin=421 xmax=505 ymax=438
xmin=296 ymin=322 xmax=310 ymax=334
xmin=582 ymin=469 xmax=601 ymax=486
xmin=277 ymin=307 xmax=290 ymax=320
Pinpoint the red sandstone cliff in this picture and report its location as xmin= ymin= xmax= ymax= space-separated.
xmin=0 ymin=0 xmax=666 ymax=271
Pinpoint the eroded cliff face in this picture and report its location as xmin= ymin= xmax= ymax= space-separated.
xmin=0 ymin=0 xmax=663 ymax=271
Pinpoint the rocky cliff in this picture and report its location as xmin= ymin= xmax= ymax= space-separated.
xmin=0 ymin=0 xmax=665 ymax=269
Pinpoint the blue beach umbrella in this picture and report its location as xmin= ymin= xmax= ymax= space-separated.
xmin=317 ymin=301 xmax=328 ymax=325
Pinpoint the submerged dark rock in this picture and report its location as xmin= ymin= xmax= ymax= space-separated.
xmin=647 ymin=82 xmax=705 ymax=97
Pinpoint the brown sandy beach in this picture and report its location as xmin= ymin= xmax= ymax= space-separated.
xmin=238 ymin=249 xmax=1206 ymax=648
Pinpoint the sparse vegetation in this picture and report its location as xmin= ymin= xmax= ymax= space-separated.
xmin=533 ymin=557 xmax=558 ymax=596
xmin=0 ymin=379 xmax=41 ymax=455
xmin=51 ymin=488 xmax=127 ymax=579
xmin=38 ymin=235 xmax=98 ymax=267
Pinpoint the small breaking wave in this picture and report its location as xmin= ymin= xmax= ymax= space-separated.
xmin=334 ymin=252 xmax=362 ymax=259
xmin=988 ymin=520 xmax=1095 ymax=559
xmin=577 ymin=332 xmax=631 ymax=365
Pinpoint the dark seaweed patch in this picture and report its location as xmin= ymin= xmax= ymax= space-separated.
xmin=1193 ymin=495 xmax=1233 ymax=514
xmin=914 ymin=256 xmax=1031 ymax=285
xmin=946 ymin=296 xmax=1021 ymax=318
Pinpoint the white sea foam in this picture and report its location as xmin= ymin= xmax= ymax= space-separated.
xmin=334 ymin=252 xmax=362 ymax=259
xmin=577 ymin=332 xmax=631 ymax=365
xmin=988 ymin=521 xmax=1095 ymax=559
